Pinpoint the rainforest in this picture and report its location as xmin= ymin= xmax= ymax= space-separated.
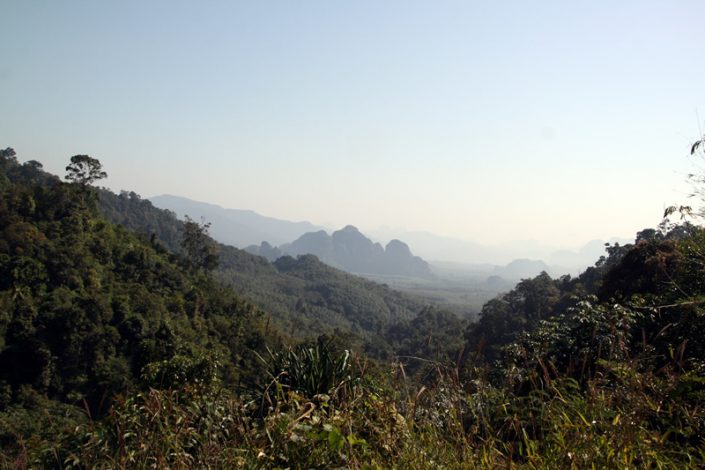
xmin=1 ymin=143 xmax=705 ymax=468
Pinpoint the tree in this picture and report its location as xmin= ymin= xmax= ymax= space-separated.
xmin=181 ymin=216 xmax=219 ymax=271
xmin=0 ymin=147 xmax=17 ymax=163
xmin=65 ymin=155 xmax=107 ymax=186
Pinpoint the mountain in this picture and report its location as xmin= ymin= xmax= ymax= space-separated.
xmin=493 ymin=258 xmax=552 ymax=279
xmin=100 ymin=194 xmax=431 ymax=352
xmin=148 ymin=194 xmax=324 ymax=247
xmin=248 ymin=225 xmax=433 ymax=278
xmin=147 ymin=195 xmax=619 ymax=277
xmin=432 ymin=258 xmax=555 ymax=282
xmin=368 ymin=227 xmax=631 ymax=275
xmin=367 ymin=228 xmax=495 ymax=263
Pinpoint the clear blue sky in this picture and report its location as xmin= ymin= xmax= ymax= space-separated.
xmin=2 ymin=1 xmax=704 ymax=247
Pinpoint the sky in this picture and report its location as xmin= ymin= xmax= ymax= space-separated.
xmin=2 ymin=1 xmax=705 ymax=248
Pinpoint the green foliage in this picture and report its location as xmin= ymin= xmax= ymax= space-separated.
xmin=504 ymin=298 xmax=640 ymax=386
xmin=465 ymin=271 xmax=566 ymax=363
xmin=140 ymin=352 xmax=221 ymax=390
xmin=64 ymin=155 xmax=107 ymax=186
xmin=15 ymin=350 xmax=705 ymax=468
xmin=98 ymin=189 xmax=184 ymax=251
xmin=257 ymin=338 xmax=356 ymax=411
xmin=0 ymin=151 xmax=268 ymax=419
xmin=98 ymin=185 xmax=434 ymax=357
xmin=181 ymin=216 xmax=219 ymax=272
xmin=4 ymin=147 xmax=705 ymax=468
xmin=50 ymin=386 xmax=241 ymax=469
xmin=383 ymin=306 xmax=467 ymax=379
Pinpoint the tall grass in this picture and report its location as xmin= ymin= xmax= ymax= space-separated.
xmin=3 ymin=340 xmax=704 ymax=469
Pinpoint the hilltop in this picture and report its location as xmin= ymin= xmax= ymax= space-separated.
xmin=247 ymin=224 xmax=433 ymax=278
xmin=149 ymin=194 xmax=324 ymax=247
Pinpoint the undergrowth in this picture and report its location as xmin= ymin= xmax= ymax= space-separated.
xmin=1 ymin=340 xmax=703 ymax=469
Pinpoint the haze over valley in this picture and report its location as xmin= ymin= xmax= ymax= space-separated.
xmin=150 ymin=194 xmax=628 ymax=273
xmin=3 ymin=1 xmax=705 ymax=467
xmin=150 ymin=193 xmax=634 ymax=315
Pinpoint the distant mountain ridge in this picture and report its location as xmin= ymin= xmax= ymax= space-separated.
xmin=246 ymin=225 xmax=433 ymax=278
xmin=149 ymin=194 xmax=324 ymax=247
xmin=148 ymin=195 xmax=625 ymax=277
xmin=98 ymin=192 xmax=431 ymax=347
xmin=368 ymin=227 xmax=630 ymax=274
xmin=493 ymin=258 xmax=552 ymax=279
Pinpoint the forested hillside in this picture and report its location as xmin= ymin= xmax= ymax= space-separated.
xmin=2 ymin=144 xmax=705 ymax=468
xmin=100 ymin=188 xmax=436 ymax=357
xmin=0 ymin=150 xmax=274 ymax=448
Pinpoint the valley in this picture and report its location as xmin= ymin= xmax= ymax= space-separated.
xmin=2 ymin=2 xmax=703 ymax=466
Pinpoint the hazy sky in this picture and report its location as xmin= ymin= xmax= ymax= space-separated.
xmin=2 ymin=1 xmax=704 ymax=247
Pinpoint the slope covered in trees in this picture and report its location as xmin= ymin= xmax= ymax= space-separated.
xmin=100 ymin=188 xmax=435 ymax=358
xmin=0 ymin=150 xmax=272 ymax=435
xmin=2 ymin=143 xmax=705 ymax=467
